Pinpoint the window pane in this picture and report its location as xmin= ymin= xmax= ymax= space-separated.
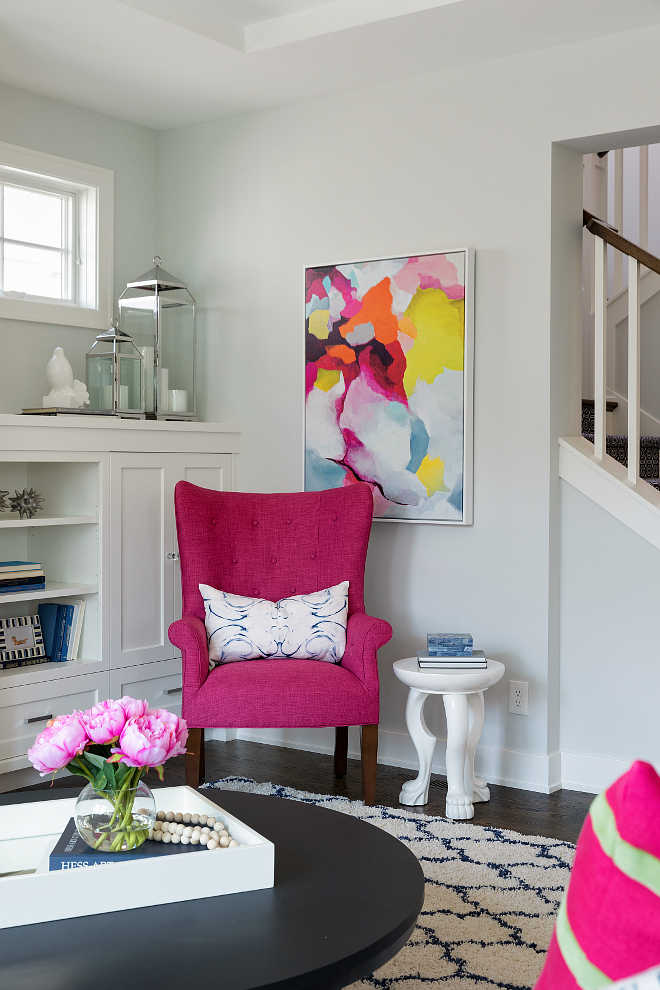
xmin=4 ymin=243 xmax=64 ymax=299
xmin=4 ymin=185 xmax=64 ymax=248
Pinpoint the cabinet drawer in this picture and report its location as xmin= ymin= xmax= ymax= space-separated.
xmin=109 ymin=659 xmax=183 ymax=719
xmin=0 ymin=671 xmax=110 ymax=765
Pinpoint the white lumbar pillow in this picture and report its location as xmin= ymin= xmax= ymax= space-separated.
xmin=200 ymin=581 xmax=349 ymax=667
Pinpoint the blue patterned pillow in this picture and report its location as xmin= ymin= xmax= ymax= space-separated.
xmin=200 ymin=581 xmax=349 ymax=667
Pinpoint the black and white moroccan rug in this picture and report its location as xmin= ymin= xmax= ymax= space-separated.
xmin=202 ymin=776 xmax=575 ymax=990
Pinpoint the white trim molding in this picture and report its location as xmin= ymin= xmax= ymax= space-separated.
xmin=0 ymin=141 xmax=113 ymax=330
xmin=560 ymin=752 xmax=638 ymax=795
xmin=559 ymin=436 xmax=660 ymax=551
xmin=210 ymin=728 xmax=658 ymax=796
xmin=233 ymin=727 xmax=563 ymax=794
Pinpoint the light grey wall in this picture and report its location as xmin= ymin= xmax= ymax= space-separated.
xmin=560 ymin=481 xmax=660 ymax=767
xmin=0 ymin=82 xmax=158 ymax=412
xmin=157 ymin=24 xmax=660 ymax=788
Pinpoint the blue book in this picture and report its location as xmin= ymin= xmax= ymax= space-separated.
xmin=0 ymin=560 xmax=42 ymax=572
xmin=49 ymin=819 xmax=206 ymax=870
xmin=60 ymin=604 xmax=75 ymax=661
xmin=38 ymin=603 xmax=59 ymax=658
xmin=427 ymin=633 xmax=473 ymax=656
xmin=0 ymin=581 xmax=46 ymax=595
xmin=47 ymin=604 xmax=68 ymax=661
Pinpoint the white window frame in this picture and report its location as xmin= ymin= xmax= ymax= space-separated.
xmin=0 ymin=141 xmax=113 ymax=330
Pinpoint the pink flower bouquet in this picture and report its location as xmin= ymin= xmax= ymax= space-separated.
xmin=28 ymin=696 xmax=188 ymax=852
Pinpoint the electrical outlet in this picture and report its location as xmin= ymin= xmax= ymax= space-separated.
xmin=508 ymin=680 xmax=528 ymax=715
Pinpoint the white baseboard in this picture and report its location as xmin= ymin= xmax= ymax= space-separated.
xmin=207 ymin=728 xmax=238 ymax=742
xmin=209 ymin=729 xmax=642 ymax=795
xmin=560 ymin=752 xmax=638 ymax=794
xmin=232 ymin=727 xmax=562 ymax=794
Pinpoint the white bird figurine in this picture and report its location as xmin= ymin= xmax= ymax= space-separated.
xmin=43 ymin=347 xmax=89 ymax=408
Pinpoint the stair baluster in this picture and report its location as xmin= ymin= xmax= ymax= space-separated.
xmin=594 ymin=234 xmax=607 ymax=462
xmin=628 ymin=256 xmax=641 ymax=484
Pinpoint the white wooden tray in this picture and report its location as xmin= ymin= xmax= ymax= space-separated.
xmin=0 ymin=785 xmax=274 ymax=929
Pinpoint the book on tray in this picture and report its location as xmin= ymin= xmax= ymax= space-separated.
xmin=417 ymin=649 xmax=487 ymax=669
xmin=50 ymin=818 xmax=206 ymax=870
xmin=0 ymin=560 xmax=45 ymax=594
xmin=38 ymin=600 xmax=86 ymax=663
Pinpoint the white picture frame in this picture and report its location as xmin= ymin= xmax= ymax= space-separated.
xmin=304 ymin=249 xmax=474 ymax=524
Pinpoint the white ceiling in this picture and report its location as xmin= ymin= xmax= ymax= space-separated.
xmin=0 ymin=0 xmax=659 ymax=130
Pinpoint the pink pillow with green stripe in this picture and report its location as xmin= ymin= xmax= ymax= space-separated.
xmin=536 ymin=761 xmax=660 ymax=989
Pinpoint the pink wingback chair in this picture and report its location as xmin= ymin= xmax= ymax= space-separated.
xmin=168 ymin=481 xmax=392 ymax=805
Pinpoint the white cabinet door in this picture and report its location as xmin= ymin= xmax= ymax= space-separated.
xmin=175 ymin=453 xmax=233 ymax=495
xmin=109 ymin=453 xmax=177 ymax=669
xmin=109 ymin=659 xmax=183 ymax=719
xmin=110 ymin=452 xmax=232 ymax=671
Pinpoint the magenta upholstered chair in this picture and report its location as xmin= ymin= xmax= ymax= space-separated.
xmin=168 ymin=481 xmax=392 ymax=805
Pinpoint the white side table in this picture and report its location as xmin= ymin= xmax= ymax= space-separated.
xmin=393 ymin=657 xmax=505 ymax=820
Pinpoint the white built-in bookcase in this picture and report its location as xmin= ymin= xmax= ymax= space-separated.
xmin=0 ymin=415 xmax=239 ymax=786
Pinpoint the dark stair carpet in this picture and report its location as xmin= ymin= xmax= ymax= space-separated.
xmin=581 ymin=401 xmax=660 ymax=491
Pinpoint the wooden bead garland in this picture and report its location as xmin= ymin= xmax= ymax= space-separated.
xmin=150 ymin=810 xmax=240 ymax=850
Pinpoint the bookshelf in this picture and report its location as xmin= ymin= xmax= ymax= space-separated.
xmin=0 ymin=415 xmax=240 ymax=787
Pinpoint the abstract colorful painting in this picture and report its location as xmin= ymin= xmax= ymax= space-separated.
xmin=304 ymin=251 xmax=473 ymax=523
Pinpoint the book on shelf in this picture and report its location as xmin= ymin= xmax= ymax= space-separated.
xmin=69 ymin=600 xmax=86 ymax=661
xmin=417 ymin=649 xmax=487 ymax=669
xmin=62 ymin=606 xmax=74 ymax=661
xmin=50 ymin=818 xmax=207 ymax=870
xmin=0 ymin=561 xmax=45 ymax=594
xmin=0 ymin=570 xmax=45 ymax=584
xmin=38 ymin=601 xmax=85 ymax=662
xmin=0 ymin=581 xmax=46 ymax=595
xmin=38 ymin=603 xmax=67 ymax=661
xmin=0 ymin=560 xmax=43 ymax=574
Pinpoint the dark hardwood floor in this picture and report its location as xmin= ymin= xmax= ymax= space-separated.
xmin=10 ymin=737 xmax=592 ymax=843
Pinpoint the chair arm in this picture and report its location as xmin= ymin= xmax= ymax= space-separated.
xmin=168 ymin=616 xmax=210 ymax=695
xmin=340 ymin=611 xmax=393 ymax=696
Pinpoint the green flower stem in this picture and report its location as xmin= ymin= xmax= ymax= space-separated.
xmin=90 ymin=765 xmax=148 ymax=852
xmin=73 ymin=756 xmax=95 ymax=783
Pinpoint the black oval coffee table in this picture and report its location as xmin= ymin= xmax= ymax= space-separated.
xmin=1 ymin=788 xmax=425 ymax=990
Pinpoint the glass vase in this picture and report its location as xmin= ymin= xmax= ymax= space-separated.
xmin=75 ymin=778 xmax=156 ymax=853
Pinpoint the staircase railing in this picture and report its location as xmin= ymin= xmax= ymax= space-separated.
xmin=583 ymin=209 xmax=660 ymax=483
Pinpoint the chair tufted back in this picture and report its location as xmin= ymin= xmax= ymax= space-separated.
xmin=174 ymin=482 xmax=375 ymax=622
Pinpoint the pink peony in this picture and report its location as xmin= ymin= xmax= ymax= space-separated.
xmin=111 ymin=711 xmax=188 ymax=768
xmin=81 ymin=699 xmax=127 ymax=744
xmin=150 ymin=708 xmax=188 ymax=754
xmin=27 ymin=713 xmax=89 ymax=776
xmin=118 ymin=696 xmax=149 ymax=719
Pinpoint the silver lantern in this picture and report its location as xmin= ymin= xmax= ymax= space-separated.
xmin=118 ymin=257 xmax=196 ymax=420
xmin=86 ymin=319 xmax=144 ymax=416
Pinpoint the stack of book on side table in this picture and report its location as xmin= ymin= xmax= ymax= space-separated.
xmin=0 ymin=560 xmax=45 ymax=594
xmin=417 ymin=633 xmax=487 ymax=670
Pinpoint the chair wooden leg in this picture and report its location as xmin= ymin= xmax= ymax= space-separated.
xmin=361 ymin=724 xmax=378 ymax=806
xmin=334 ymin=726 xmax=348 ymax=777
xmin=185 ymin=727 xmax=205 ymax=788
xmin=199 ymin=728 xmax=206 ymax=781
